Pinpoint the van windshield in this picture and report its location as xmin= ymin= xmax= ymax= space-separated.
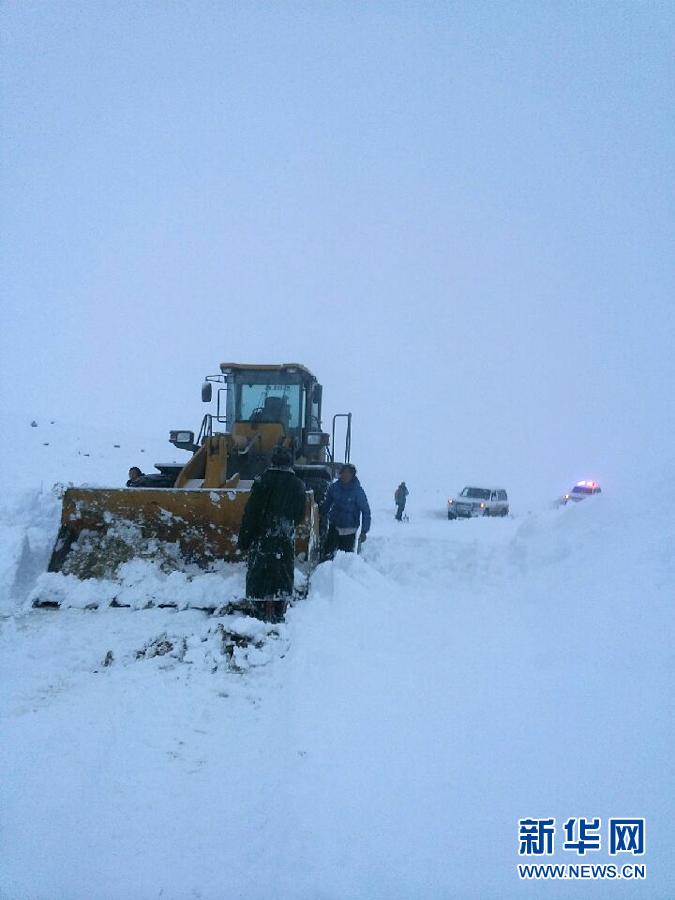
xmin=460 ymin=487 xmax=491 ymax=500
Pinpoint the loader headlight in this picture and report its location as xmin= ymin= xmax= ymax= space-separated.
xmin=306 ymin=432 xmax=330 ymax=446
xmin=448 ymin=498 xmax=454 ymax=504
xmin=169 ymin=430 xmax=197 ymax=451
xmin=479 ymin=502 xmax=486 ymax=508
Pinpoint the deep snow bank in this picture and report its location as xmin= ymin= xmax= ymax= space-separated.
xmin=0 ymin=487 xmax=61 ymax=614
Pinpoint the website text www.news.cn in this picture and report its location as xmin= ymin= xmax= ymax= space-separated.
xmin=518 ymin=863 xmax=646 ymax=881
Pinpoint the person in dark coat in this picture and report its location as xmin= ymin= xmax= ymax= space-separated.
xmin=126 ymin=466 xmax=145 ymax=486
xmin=321 ymin=463 xmax=371 ymax=556
xmin=237 ymin=446 xmax=307 ymax=622
xmin=394 ymin=481 xmax=409 ymax=521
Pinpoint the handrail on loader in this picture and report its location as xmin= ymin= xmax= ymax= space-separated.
xmin=330 ymin=413 xmax=352 ymax=477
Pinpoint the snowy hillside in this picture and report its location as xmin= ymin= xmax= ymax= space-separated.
xmin=1 ymin=421 xmax=673 ymax=899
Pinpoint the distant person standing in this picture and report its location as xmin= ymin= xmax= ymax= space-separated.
xmin=394 ymin=481 xmax=409 ymax=521
xmin=238 ymin=446 xmax=307 ymax=622
xmin=321 ymin=463 xmax=371 ymax=556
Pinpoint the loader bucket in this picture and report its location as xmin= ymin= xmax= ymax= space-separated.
xmin=48 ymin=486 xmax=319 ymax=580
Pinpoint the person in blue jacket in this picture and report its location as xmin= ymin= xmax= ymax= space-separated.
xmin=321 ymin=463 xmax=371 ymax=556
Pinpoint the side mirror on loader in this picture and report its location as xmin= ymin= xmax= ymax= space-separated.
xmin=202 ymin=382 xmax=213 ymax=402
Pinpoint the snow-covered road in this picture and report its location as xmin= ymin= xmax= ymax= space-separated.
xmin=1 ymin=489 xmax=673 ymax=898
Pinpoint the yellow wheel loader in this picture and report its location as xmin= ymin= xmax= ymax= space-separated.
xmin=40 ymin=363 xmax=352 ymax=604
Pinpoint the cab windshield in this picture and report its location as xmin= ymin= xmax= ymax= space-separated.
xmin=572 ymin=485 xmax=593 ymax=495
xmin=460 ymin=487 xmax=491 ymax=500
xmin=237 ymin=383 xmax=302 ymax=430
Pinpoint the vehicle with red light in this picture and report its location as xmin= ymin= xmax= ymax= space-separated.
xmin=559 ymin=480 xmax=602 ymax=505
xmin=448 ymin=486 xmax=509 ymax=519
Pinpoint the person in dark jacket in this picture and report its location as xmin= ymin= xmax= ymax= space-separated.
xmin=126 ymin=466 xmax=145 ymax=486
xmin=237 ymin=446 xmax=307 ymax=622
xmin=394 ymin=481 xmax=409 ymax=521
xmin=321 ymin=463 xmax=371 ymax=556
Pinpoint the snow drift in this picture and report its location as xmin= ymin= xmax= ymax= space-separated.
xmin=0 ymin=419 xmax=673 ymax=898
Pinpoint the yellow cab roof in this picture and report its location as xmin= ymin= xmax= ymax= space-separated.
xmin=219 ymin=362 xmax=316 ymax=379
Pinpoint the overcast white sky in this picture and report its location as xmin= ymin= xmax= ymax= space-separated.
xmin=2 ymin=1 xmax=673 ymax=505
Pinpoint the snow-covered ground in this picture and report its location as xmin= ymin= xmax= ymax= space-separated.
xmin=1 ymin=420 xmax=673 ymax=898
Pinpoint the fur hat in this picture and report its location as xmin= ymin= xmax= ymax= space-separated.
xmin=271 ymin=446 xmax=293 ymax=468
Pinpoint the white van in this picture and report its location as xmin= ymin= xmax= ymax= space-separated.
xmin=447 ymin=486 xmax=509 ymax=519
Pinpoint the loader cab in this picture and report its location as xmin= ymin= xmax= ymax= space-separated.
xmin=223 ymin=364 xmax=324 ymax=442
xmin=201 ymin=363 xmax=332 ymax=480
xmin=230 ymin=377 xmax=303 ymax=437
